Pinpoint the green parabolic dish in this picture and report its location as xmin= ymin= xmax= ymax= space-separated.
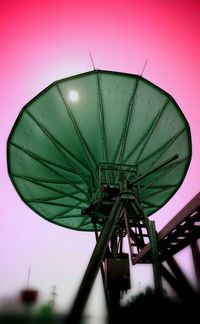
xmin=7 ymin=70 xmax=192 ymax=231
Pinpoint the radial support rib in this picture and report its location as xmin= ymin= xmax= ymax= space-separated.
xmin=96 ymin=72 xmax=109 ymax=163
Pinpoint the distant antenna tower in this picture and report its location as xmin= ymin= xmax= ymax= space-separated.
xmin=20 ymin=265 xmax=38 ymax=306
xmin=27 ymin=265 xmax=31 ymax=288
xmin=49 ymin=285 xmax=57 ymax=307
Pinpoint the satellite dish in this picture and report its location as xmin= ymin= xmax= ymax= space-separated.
xmin=7 ymin=70 xmax=192 ymax=322
xmin=7 ymin=70 xmax=191 ymax=231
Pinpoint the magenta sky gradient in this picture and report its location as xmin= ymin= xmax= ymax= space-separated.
xmin=1 ymin=0 xmax=200 ymax=319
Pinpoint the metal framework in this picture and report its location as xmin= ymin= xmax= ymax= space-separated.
xmin=67 ymin=162 xmax=166 ymax=323
xmin=68 ymin=192 xmax=200 ymax=323
xmin=132 ymin=192 xmax=200 ymax=299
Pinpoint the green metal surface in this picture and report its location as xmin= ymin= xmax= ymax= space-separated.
xmin=7 ymin=70 xmax=192 ymax=231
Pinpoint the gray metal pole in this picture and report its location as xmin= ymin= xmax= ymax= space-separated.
xmin=93 ymin=221 xmax=110 ymax=310
xmin=147 ymin=220 xmax=163 ymax=295
xmin=190 ymin=240 xmax=200 ymax=292
xmin=67 ymin=197 xmax=124 ymax=324
xmin=166 ymin=256 xmax=196 ymax=296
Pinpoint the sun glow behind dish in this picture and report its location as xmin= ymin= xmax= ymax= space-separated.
xmin=68 ymin=90 xmax=79 ymax=102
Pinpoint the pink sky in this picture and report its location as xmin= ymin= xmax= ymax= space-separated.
xmin=1 ymin=0 xmax=200 ymax=320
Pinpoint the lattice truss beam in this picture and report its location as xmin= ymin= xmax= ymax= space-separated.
xmin=131 ymin=193 xmax=200 ymax=296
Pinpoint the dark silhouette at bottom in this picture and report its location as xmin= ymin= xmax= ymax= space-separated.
xmin=109 ymin=287 xmax=200 ymax=324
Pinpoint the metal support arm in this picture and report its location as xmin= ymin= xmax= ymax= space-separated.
xmin=67 ymin=197 xmax=124 ymax=324
xmin=146 ymin=220 xmax=163 ymax=295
